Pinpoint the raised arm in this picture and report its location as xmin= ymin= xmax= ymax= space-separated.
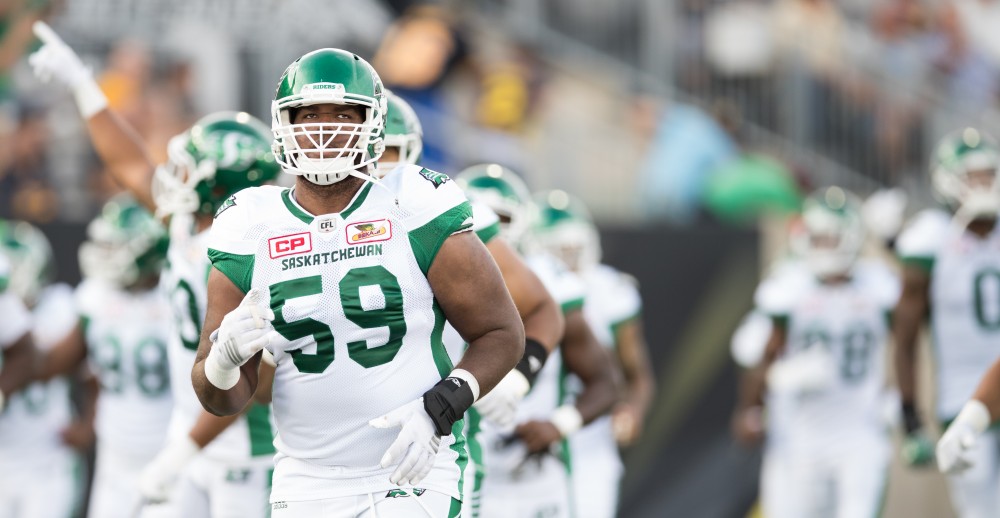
xmin=29 ymin=21 xmax=158 ymax=212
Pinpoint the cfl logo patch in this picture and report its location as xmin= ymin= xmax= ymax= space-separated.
xmin=268 ymin=232 xmax=313 ymax=259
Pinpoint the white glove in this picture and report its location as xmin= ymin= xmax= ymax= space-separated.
xmin=137 ymin=435 xmax=200 ymax=502
xmin=473 ymin=369 xmax=529 ymax=428
xmin=369 ymin=398 xmax=441 ymax=486
xmin=29 ymin=21 xmax=107 ymax=118
xmin=937 ymin=399 xmax=991 ymax=475
xmin=204 ymin=289 xmax=276 ymax=390
xmin=767 ymin=344 xmax=835 ymax=397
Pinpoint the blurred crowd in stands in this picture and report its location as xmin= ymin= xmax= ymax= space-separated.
xmin=5 ymin=0 xmax=1000 ymax=229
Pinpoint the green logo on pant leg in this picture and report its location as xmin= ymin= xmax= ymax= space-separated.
xmin=385 ymin=488 xmax=427 ymax=498
xmin=225 ymin=468 xmax=252 ymax=483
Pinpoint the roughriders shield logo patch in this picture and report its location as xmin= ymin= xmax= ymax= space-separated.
xmin=346 ymin=219 xmax=392 ymax=245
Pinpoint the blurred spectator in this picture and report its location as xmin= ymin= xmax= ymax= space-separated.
xmin=0 ymin=100 xmax=58 ymax=222
xmin=96 ymin=39 xmax=152 ymax=129
xmin=637 ymin=99 xmax=739 ymax=224
xmin=374 ymin=5 xmax=467 ymax=171
xmin=772 ymin=0 xmax=846 ymax=79
xmin=938 ymin=0 xmax=1000 ymax=110
xmin=0 ymin=0 xmax=48 ymax=101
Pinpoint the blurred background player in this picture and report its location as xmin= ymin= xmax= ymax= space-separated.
xmin=0 ymin=221 xmax=84 ymax=518
xmin=379 ymin=92 xmax=566 ymax=516
xmin=895 ymin=128 xmax=1000 ymax=517
xmin=29 ymin=22 xmax=281 ymax=517
xmin=733 ymin=187 xmax=899 ymax=518
xmin=457 ymin=164 xmax=618 ymax=518
xmin=530 ymin=188 xmax=655 ymax=518
xmin=36 ymin=195 xmax=172 ymax=518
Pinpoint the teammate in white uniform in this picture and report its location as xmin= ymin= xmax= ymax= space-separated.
xmin=456 ymin=166 xmax=619 ymax=518
xmin=379 ymin=94 xmax=566 ymax=517
xmin=530 ymin=189 xmax=655 ymax=518
xmin=37 ymin=196 xmax=173 ymax=518
xmin=734 ymin=187 xmax=898 ymax=518
xmin=191 ymin=48 xmax=525 ymax=518
xmin=895 ymin=128 xmax=1000 ymax=517
xmin=29 ymin=22 xmax=282 ymax=517
xmin=0 ymin=222 xmax=81 ymax=518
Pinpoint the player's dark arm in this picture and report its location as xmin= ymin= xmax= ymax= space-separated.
xmin=0 ymin=333 xmax=40 ymax=398
xmin=432 ymin=231 xmax=524 ymax=395
xmin=84 ymin=109 xmax=158 ymax=212
xmin=731 ymin=319 xmax=786 ymax=446
xmin=893 ymin=265 xmax=930 ymax=432
xmin=971 ymin=358 xmax=1000 ymax=424
xmin=487 ymin=238 xmax=563 ymax=353
xmin=191 ymin=268 xmax=263 ymax=416
xmin=62 ymin=372 xmax=98 ymax=451
xmin=35 ymin=322 xmax=87 ymax=381
xmin=612 ymin=317 xmax=656 ymax=441
xmin=561 ymin=309 xmax=619 ymax=424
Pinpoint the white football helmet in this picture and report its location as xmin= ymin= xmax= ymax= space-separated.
xmin=792 ymin=186 xmax=866 ymax=279
xmin=376 ymin=91 xmax=423 ymax=178
xmin=271 ymin=49 xmax=387 ymax=185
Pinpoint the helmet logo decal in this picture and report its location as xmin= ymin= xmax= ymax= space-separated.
xmin=301 ymin=82 xmax=346 ymax=93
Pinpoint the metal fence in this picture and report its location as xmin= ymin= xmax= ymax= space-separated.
xmin=472 ymin=0 xmax=1000 ymax=200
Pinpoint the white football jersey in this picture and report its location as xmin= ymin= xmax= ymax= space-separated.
xmin=478 ymin=252 xmax=586 ymax=482
xmin=77 ymin=278 xmax=173 ymax=457
xmin=755 ymin=260 xmax=898 ymax=448
xmin=897 ymin=209 xmax=1000 ymax=420
xmin=159 ymin=215 xmax=276 ymax=462
xmin=0 ymin=253 xmax=31 ymax=349
xmin=0 ymin=284 xmax=77 ymax=471
xmin=207 ymin=165 xmax=474 ymax=501
xmin=569 ymin=264 xmax=641 ymax=477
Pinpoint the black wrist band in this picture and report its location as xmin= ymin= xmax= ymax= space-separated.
xmin=423 ymin=376 xmax=475 ymax=436
xmin=514 ymin=338 xmax=548 ymax=387
xmin=902 ymin=401 xmax=922 ymax=434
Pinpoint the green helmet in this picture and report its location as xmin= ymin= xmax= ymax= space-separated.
xmin=531 ymin=189 xmax=601 ymax=273
xmin=931 ymin=127 xmax=1000 ymax=220
xmin=375 ymin=90 xmax=423 ymax=178
xmin=271 ymin=48 xmax=387 ymax=186
xmin=79 ymin=194 xmax=169 ymax=289
xmin=793 ymin=186 xmax=865 ymax=279
xmin=0 ymin=219 xmax=55 ymax=305
xmin=153 ymin=111 xmax=280 ymax=217
xmin=455 ymin=163 xmax=536 ymax=244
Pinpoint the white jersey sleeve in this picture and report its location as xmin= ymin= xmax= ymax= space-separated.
xmin=754 ymin=261 xmax=811 ymax=322
xmin=471 ymin=202 xmax=501 ymax=245
xmin=394 ymin=166 xmax=474 ymax=274
xmin=207 ymin=190 xmax=262 ymax=293
xmin=896 ymin=209 xmax=950 ymax=271
xmin=854 ymin=259 xmax=901 ymax=314
xmin=731 ymin=310 xmax=773 ymax=369
xmin=0 ymin=253 xmax=31 ymax=349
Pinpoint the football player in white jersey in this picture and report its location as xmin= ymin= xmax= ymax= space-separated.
xmin=530 ymin=189 xmax=655 ymax=518
xmin=29 ymin=22 xmax=282 ymax=517
xmin=36 ymin=196 xmax=173 ymax=518
xmin=734 ymin=187 xmax=899 ymax=518
xmin=0 ymin=222 xmax=83 ymax=518
xmin=191 ymin=48 xmax=525 ymax=517
xmin=896 ymin=128 xmax=1000 ymax=517
xmin=379 ymin=91 xmax=563 ymax=427
xmin=456 ymin=165 xmax=619 ymax=518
